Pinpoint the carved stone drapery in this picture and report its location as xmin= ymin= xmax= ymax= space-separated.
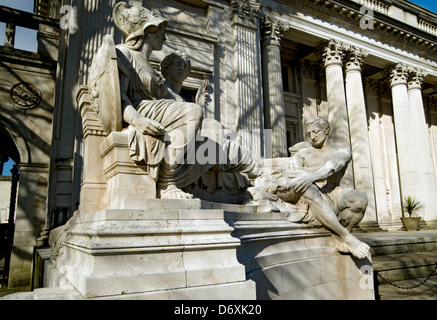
xmin=261 ymin=17 xmax=288 ymax=157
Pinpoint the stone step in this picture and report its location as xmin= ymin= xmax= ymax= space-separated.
xmin=370 ymin=239 xmax=437 ymax=256
xmin=110 ymin=198 xmax=260 ymax=213
xmin=357 ymin=231 xmax=437 ymax=256
xmin=376 ymin=275 xmax=437 ymax=300
xmin=372 ymin=250 xmax=437 ymax=282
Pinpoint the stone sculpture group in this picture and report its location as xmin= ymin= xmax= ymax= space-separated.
xmin=55 ymin=2 xmax=370 ymax=260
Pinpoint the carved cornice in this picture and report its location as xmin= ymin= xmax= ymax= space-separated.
xmin=275 ymin=0 xmax=437 ymax=56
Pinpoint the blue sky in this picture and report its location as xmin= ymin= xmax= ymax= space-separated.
xmin=409 ymin=0 xmax=437 ymax=13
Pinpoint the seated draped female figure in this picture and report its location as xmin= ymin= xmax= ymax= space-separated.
xmin=113 ymin=2 xmax=261 ymax=200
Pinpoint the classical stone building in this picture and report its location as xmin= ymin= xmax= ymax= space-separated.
xmin=1 ymin=0 xmax=437 ymax=292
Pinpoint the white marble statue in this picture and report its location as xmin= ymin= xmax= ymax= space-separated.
xmin=249 ymin=116 xmax=370 ymax=259
xmin=112 ymin=2 xmax=260 ymax=200
xmin=159 ymin=50 xmax=262 ymax=203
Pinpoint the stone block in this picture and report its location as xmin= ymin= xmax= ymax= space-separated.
xmin=50 ymin=200 xmax=251 ymax=299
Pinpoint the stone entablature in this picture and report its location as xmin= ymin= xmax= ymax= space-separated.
xmin=353 ymin=0 xmax=437 ymax=36
xmin=275 ymin=0 xmax=437 ymax=55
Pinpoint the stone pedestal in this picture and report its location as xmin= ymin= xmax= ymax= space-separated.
xmin=100 ymin=132 xmax=156 ymax=208
xmin=77 ymin=86 xmax=156 ymax=215
xmin=50 ymin=199 xmax=255 ymax=299
xmin=6 ymin=197 xmax=374 ymax=300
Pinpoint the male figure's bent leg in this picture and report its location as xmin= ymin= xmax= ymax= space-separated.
xmin=336 ymin=189 xmax=368 ymax=232
xmin=301 ymin=185 xmax=369 ymax=259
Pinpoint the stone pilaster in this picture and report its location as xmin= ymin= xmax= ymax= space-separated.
xmin=261 ymin=17 xmax=288 ymax=157
xmin=386 ymin=63 xmax=421 ymax=204
xmin=231 ymin=0 xmax=265 ymax=157
xmin=344 ymin=47 xmax=379 ymax=230
xmin=408 ymin=68 xmax=437 ymax=222
xmin=322 ymin=39 xmax=353 ymax=188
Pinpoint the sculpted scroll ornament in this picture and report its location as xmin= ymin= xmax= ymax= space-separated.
xmin=88 ymin=35 xmax=122 ymax=134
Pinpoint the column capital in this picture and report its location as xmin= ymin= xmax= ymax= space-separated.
xmin=260 ymin=16 xmax=289 ymax=47
xmin=385 ymin=63 xmax=409 ymax=87
xmin=322 ymin=39 xmax=345 ymax=68
xmin=231 ymin=0 xmax=260 ymax=29
xmin=408 ymin=67 xmax=428 ymax=90
xmin=344 ymin=46 xmax=368 ymax=72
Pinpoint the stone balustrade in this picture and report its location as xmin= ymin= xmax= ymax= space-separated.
xmin=0 ymin=5 xmax=59 ymax=60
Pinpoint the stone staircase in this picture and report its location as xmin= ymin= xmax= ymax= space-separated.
xmin=357 ymin=231 xmax=437 ymax=300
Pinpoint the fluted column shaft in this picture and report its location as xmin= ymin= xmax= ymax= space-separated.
xmin=388 ymin=64 xmax=421 ymax=202
xmin=344 ymin=47 xmax=378 ymax=225
xmin=231 ymin=0 xmax=265 ymax=157
xmin=408 ymin=69 xmax=437 ymax=221
xmin=322 ymin=40 xmax=353 ymax=188
xmin=261 ymin=18 xmax=288 ymax=157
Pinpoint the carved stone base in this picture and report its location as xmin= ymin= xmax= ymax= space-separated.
xmin=49 ymin=199 xmax=255 ymax=299
xmin=4 ymin=199 xmax=375 ymax=300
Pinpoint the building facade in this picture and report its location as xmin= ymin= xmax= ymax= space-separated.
xmin=1 ymin=0 xmax=437 ymax=290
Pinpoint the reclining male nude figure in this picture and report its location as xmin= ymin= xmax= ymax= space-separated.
xmin=253 ymin=116 xmax=370 ymax=259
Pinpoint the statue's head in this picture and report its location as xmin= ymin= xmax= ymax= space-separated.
xmin=305 ymin=116 xmax=330 ymax=148
xmin=160 ymin=51 xmax=191 ymax=82
xmin=113 ymin=2 xmax=168 ymax=50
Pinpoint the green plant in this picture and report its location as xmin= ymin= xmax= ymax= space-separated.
xmin=400 ymin=196 xmax=425 ymax=218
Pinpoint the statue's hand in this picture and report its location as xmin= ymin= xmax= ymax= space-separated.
xmin=291 ymin=172 xmax=314 ymax=194
xmin=132 ymin=115 xmax=165 ymax=136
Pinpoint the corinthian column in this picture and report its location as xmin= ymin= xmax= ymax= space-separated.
xmin=344 ymin=47 xmax=379 ymax=229
xmin=408 ymin=68 xmax=437 ymax=222
xmin=322 ymin=39 xmax=353 ymax=188
xmin=387 ymin=63 xmax=421 ymax=202
xmin=231 ymin=0 xmax=265 ymax=157
xmin=261 ymin=17 xmax=288 ymax=157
